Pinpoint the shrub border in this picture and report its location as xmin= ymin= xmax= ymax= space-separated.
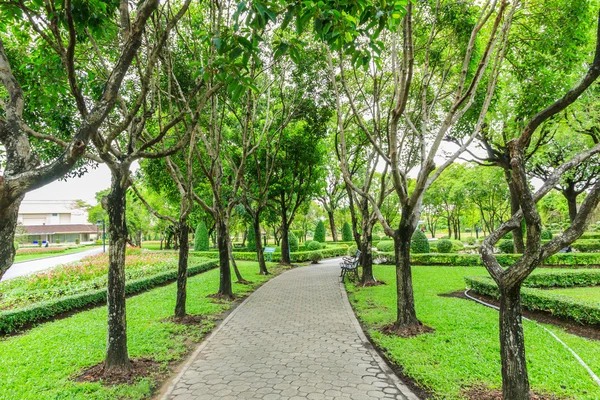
xmin=191 ymin=245 xmax=349 ymax=263
xmin=0 ymin=260 xmax=217 ymax=335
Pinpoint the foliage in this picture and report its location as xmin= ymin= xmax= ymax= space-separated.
xmin=348 ymin=245 xmax=358 ymax=256
xmin=247 ymin=226 xmax=257 ymax=252
xmin=541 ymin=230 xmax=554 ymax=240
xmin=341 ymin=222 xmax=353 ymax=242
xmin=347 ymin=265 xmax=600 ymax=399
xmin=308 ymin=251 xmax=323 ymax=263
xmin=376 ymin=240 xmax=394 ymax=252
xmin=192 ymin=246 xmax=349 ymax=263
xmin=436 ymin=239 xmax=453 ymax=254
xmin=498 ymin=240 xmax=515 ymax=254
xmin=466 ymin=237 xmax=476 ymax=245
xmin=288 ymin=230 xmax=299 ymax=252
xmin=313 ymin=220 xmax=326 ymax=242
xmin=194 ymin=222 xmax=209 ymax=252
xmin=410 ymin=230 xmax=430 ymax=254
xmin=306 ymin=240 xmax=323 ymax=251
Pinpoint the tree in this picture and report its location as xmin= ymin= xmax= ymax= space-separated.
xmin=194 ymin=222 xmax=209 ymax=251
xmin=341 ymin=222 xmax=353 ymax=242
xmin=247 ymin=226 xmax=257 ymax=251
xmin=0 ymin=0 xmax=158 ymax=280
xmin=332 ymin=1 xmax=515 ymax=333
xmin=313 ymin=220 xmax=326 ymax=242
xmin=479 ymin=10 xmax=600 ymax=398
xmin=316 ymin=154 xmax=346 ymax=242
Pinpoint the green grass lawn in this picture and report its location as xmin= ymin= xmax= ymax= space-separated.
xmin=347 ymin=265 xmax=600 ymax=399
xmin=0 ymin=261 xmax=280 ymax=400
xmin=550 ymin=285 xmax=600 ymax=303
xmin=13 ymin=245 xmax=100 ymax=263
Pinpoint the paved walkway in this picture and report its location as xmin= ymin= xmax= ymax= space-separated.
xmin=1 ymin=247 xmax=105 ymax=281
xmin=162 ymin=258 xmax=419 ymax=400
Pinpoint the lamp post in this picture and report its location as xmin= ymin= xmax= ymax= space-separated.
xmin=96 ymin=219 xmax=106 ymax=252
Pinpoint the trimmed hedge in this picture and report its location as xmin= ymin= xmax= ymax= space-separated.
xmin=376 ymin=251 xmax=600 ymax=267
xmin=411 ymin=230 xmax=430 ymax=254
xmin=571 ymin=239 xmax=600 ymax=252
xmin=436 ymin=239 xmax=453 ymax=253
xmin=465 ymin=275 xmax=600 ymax=325
xmin=306 ymin=240 xmax=323 ymax=251
xmin=581 ymin=232 xmax=600 ymax=240
xmin=376 ymin=240 xmax=394 ymax=252
xmin=0 ymin=259 xmax=217 ymax=334
xmin=498 ymin=240 xmax=514 ymax=254
xmin=191 ymin=245 xmax=349 ymax=263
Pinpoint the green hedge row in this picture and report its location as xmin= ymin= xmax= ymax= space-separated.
xmin=0 ymin=260 xmax=217 ymax=335
xmin=191 ymin=246 xmax=349 ymax=263
xmin=376 ymin=251 xmax=600 ymax=267
xmin=465 ymin=275 xmax=600 ymax=325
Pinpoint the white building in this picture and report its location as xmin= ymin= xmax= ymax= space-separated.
xmin=18 ymin=200 xmax=98 ymax=244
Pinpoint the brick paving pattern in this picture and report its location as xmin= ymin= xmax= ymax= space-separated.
xmin=163 ymin=259 xmax=419 ymax=400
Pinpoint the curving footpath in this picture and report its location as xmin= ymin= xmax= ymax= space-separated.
xmin=161 ymin=258 xmax=419 ymax=400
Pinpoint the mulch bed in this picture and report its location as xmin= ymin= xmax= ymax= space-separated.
xmin=162 ymin=314 xmax=205 ymax=326
xmin=75 ymin=358 xmax=162 ymax=386
xmin=207 ymin=292 xmax=236 ymax=302
xmin=442 ymin=290 xmax=600 ymax=341
xmin=464 ymin=385 xmax=563 ymax=399
xmin=381 ymin=322 xmax=435 ymax=338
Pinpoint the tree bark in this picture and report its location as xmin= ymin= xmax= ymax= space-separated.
xmin=360 ymin=224 xmax=376 ymax=285
xmin=227 ymin=228 xmax=247 ymax=283
xmin=0 ymin=195 xmax=22 ymax=280
xmin=216 ymin=215 xmax=233 ymax=298
xmin=174 ymin=219 xmax=189 ymax=318
xmin=280 ymin=217 xmax=291 ymax=265
xmin=327 ymin=210 xmax=338 ymax=242
xmin=506 ymin=172 xmax=525 ymax=253
xmin=253 ymin=214 xmax=268 ymax=275
xmin=499 ymin=285 xmax=530 ymax=400
xmin=564 ymin=188 xmax=578 ymax=223
xmin=392 ymin=227 xmax=420 ymax=329
xmin=105 ymin=169 xmax=131 ymax=373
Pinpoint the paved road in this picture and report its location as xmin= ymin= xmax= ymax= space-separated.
xmin=1 ymin=247 xmax=105 ymax=281
xmin=162 ymin=258 xmax=419 ymax=400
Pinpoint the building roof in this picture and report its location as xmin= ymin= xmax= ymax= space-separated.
xmin=18 ymin=200 xmax=87 ymax=215
xmin=23 ymin=224 xmax=98 ymax=235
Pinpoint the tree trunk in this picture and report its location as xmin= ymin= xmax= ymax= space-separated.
xmin=253 ymin=214 xmax=268 ymax=275
xmin=216 ymin=216 xmax=233 ymax=298
xmin=360 ymin=223 xmax=375 ymax=285
xmin=280 ymin=217 xmax=291 ymax=265
xmin=0 ymin=195 xmax=22 ymax=280
xmin=227 ymin=227 xmax=247 ymax=283
xmin=392 ymin=228 xmax=420 ymax=329
xmin=327 ymin=210 xmax=338 ymax=242
xmin=507 ymin=175 xmax=525 ymax=253
xmin=447 ymin=216 xmax=452 ymax=238
xmin=499 ymin=285 xmax=530 ymax=400
xmin=105 ymin=169 xmax=131 ymax=373
xmin=564 ymin=190 xmax=578 ymax=223
xmin=174 ymin=219 xmax=189 ymax=318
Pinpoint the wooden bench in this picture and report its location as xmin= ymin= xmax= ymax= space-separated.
xmin=340 ymin=250 xmax=361 ymax=282
xmin=264 ymin=247 xmax=276 ymax=261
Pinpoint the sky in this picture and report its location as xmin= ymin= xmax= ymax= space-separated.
xmin=24 ymin=164 xmax=113 ymax=206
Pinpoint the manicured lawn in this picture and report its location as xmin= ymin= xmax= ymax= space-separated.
xmin=13 ymin=245 xmax=100 ymax=263
xmin=0 ymin=261 xmax=281 ymax=400
xmin=347 ymin=265 xmax=600 ymax=399
xmin=551 ymin=285 xmax=600 ymax=303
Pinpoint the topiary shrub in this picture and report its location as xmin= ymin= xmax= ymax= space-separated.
xmin=411 ymin=230 xmax=430 ymax=254
xmin=247 ymin=227 xmax=256 ymax=251
xmin=436 ymin=239 xmax=453 ymax=253
xmin=313 ymin=220 xmax=326 ymax=243
xmin=75 ymin=238 xmax=80 ymax=245
xmin=466 ymin=237 xmax=476 ymax=245
xmin=309 ymin=251 xmax=323 ymax=263
xmin=498 ymin=239 xmax=515 ymax=254
xmin=341 ymin=222 xmax=353 ymax=242
xmin=289 ymin=231 xmax=299 ymax=252
xmin=348 ymin=244 xmax=358 ymax=256
xmin=194 ymin=222 xmax=210 ymax=251
xmin=306 ymin=240 xmax=322 ymax=251
xmin=377 ymin=240 xmax=394 ymax=252
xmin=372 ymin=234 xmax=381 ymax=242
xmin=541 ymin=230 xmax=553 ymax=240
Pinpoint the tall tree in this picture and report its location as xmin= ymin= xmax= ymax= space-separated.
xmin=0 ymin=0 xmax=158 ymax=280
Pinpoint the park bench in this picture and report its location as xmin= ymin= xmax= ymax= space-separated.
xmin=264 ymin=247 xmax=276 ymax=261
xmin=340 ymin=250 xmax=361 ymax=282
xmin=233 ymin=243 xmax=244 ymax=249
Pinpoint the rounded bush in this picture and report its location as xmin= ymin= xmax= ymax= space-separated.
xmin=439 ymin=235 xmax=450 ymax=240
xmin=306 ymin=240 xmax=322 ymax=251
xmin=309 ymin=251 xmax=323 ymax=263
xmin=348 ymin=244 xmax=358 ymax=256
xmin=436 ymin=239 xmax=453 ymax=253
xmin=541 ymin=230 xmax=553 ymax=240
xmin=411 ymin=230 xmax=430 ymax=254
xmin=498 ymin=240 xmax=515 ymax=254
xmin=313 ymin=220 xmax=326 ymax=243
xmin=372 ymin=234 xmax=381 ymax=242
xmin=466 ymin=237 xmax=476 ymax=245
xmin=377 ymin=240 xmax=394 ymax=252
xmin=341 ymin=222 xmax=353 ymax=242
xmin=288 ymin=231 xmax=299 ymax=252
